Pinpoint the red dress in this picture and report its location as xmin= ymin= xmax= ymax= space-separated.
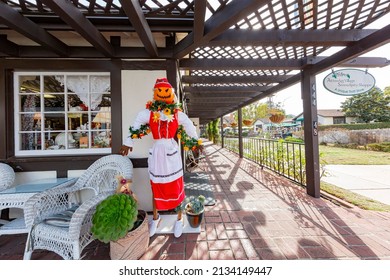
xmin=148 ymin=111 xmax=185 ymax=210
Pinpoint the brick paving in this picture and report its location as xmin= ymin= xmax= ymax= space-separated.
xmin=1 ymin=140 xmax=390 ymax=260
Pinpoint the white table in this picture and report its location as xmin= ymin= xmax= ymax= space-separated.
xmin=0 ymin=177 xmax=77 ymax=235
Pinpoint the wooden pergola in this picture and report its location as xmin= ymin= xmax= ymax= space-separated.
xmin=1 ymin=0 xmax=390 ymax=198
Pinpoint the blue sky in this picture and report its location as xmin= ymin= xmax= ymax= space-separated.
xmin=274 ymin=15 xmax=390 ymax=116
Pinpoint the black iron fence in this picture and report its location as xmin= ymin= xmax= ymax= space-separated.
xmin=224 ymin=136 xmax=306 ymax=186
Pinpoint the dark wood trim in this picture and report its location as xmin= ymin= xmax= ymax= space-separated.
xmin=5 ymin=156 xmax=149 ymax=175
xmin=110 ymin=59 xmax=122 ymax=154
xmin=0 ymin=1 xmax=69 ymax=56
xmin=0 ymin=59 xmax=6 ymax=160
xmin=120 ymin=0 xmax=158 ymax=57
xmin=238 ymin=108 xmax=243 ymax=158
xmin=3 ymin=59 xmax=116 ymax=71
xmin=121 ymin=60 xmax=167 ymax=70
xmin=301 ymin=71 xmax=320 ymax=198
xmin=42 ymin=0 xmax=114 ymax=57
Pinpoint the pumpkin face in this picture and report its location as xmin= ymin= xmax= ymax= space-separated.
xmin=153 ymin=86 xmax=175 ymax=104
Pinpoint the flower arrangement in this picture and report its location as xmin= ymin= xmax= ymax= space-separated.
xmin=128 ymin=101 xmax=203 ymax=151
xmin=177 ymin=125 xmax=203 ymax=151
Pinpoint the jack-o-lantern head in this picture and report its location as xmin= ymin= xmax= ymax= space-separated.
xmin=153 ymin=78 xmax=175 ymax=104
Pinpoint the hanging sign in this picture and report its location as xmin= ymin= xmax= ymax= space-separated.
xmin=323 ymin=69 xmax=375 ymax=96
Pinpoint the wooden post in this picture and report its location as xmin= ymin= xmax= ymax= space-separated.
xmin=238 ymin=108 xmax=243 ymax=158
xmin=301 ymin=70 xmax=321 ymax=198
xmin=220 ymin=116 xmax=224 ymax=148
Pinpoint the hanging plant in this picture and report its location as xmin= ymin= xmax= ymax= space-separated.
xmin=243 ymin=119 xmax=254 ymax=126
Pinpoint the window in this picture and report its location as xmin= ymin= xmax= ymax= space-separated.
xmin=14 ymin=72 xmax=111 ymax=156
xmin=333 ymin=117 xmax=346 ymax=124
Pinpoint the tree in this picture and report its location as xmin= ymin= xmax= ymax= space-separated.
xmin=340 ymin=87 xmax=390 ymax=123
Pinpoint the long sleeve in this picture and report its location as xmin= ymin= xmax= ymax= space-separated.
xmin=123 ymin=109 xmax=150 ymax=147
xmin=178 ymin=111 xmax=198 ymax=139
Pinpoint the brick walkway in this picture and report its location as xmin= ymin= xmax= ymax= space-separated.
xmin=1 ymin=140 xmax=390 ymax=260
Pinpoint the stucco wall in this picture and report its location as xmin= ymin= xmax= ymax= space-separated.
xmin=121 ymin=70 xmax=166 ymax=211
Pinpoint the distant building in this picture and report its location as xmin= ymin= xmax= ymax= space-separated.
xmin=293 ymin=109 xmax=357 ymax=126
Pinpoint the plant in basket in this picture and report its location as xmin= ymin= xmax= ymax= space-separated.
xmin=91 ymin=176 xmax=149 ymax=260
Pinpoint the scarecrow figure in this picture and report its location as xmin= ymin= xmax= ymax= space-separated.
xmin=119 ymin=78 xmax=201 ymax=238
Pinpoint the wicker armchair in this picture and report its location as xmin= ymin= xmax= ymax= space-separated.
xmin=0 ymin=163 xmax=16 ymax=225
xmin=23 ymin=155 xmax=133 ymax=260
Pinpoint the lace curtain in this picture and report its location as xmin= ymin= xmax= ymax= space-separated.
xmin=55 ymin=75 xmax=110 ymax=110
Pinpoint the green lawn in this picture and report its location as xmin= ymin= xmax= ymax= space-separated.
xmin=319 ymin=145 xmax=390 ymax=165
xmin=319 ymin=145 xmax=390 ymax=211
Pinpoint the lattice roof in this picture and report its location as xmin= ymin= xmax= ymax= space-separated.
xmin=1 ymin=0 xmax=389 ymax=123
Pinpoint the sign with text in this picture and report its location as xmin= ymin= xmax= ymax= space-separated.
xmin=323 ymin=69 xmax=375 ymax=96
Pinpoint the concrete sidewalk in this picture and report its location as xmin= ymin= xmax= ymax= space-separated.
xmin=322 ymin=165 xmax=390 ymax=206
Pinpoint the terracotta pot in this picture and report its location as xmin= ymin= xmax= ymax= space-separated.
xmin=185 ymin=208 xmax=205 ymax=228
xmin=243 ymin=119 xmax=254 ymax=126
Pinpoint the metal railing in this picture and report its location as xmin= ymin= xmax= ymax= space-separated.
xmin=224 ymin=136 xmax=306 ymax=186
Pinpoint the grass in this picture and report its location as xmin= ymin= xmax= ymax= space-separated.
xmin=319 ymin=145 xmax=390 ymax=165
xmin=321 ymin=181 xmax=390 ymax=212
xmin=319 ymin=145 xmax=390 ymax=211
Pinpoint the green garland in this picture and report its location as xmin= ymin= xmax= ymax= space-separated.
xmin=146 ymin=100 xmax=182 ymax=112
xmin=177 ymin=125 xmax=203 ymax=151
xmin=129 ymin=101 xmax=203 ymax=151
xmin=129 ymin=124 xmax=150 ymax=139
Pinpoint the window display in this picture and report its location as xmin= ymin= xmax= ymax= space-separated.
xmin=14 ymin=72 xmax=111 ymax=156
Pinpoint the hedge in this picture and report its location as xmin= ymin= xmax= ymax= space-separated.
xmin=319 ymin=122 xmax=390 ymax=131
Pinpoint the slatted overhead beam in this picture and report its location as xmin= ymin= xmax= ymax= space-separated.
xmin=41 ymin=0 xmax=115 ymax=57
xmin=184 ymin=86 xmax=271 ymax=93
xmin=210 ymin=29 xmax=378 ymax=47
xmin=120 ymin=0 xmax=158 ymax=57
xmin=0 ymin=1 xmax=68 ymax=56
xmin=182 ymin=75 xmax=294 ymax=84
xmin=220 ymin=24 xmax=390 ymax=119
xmin=174 ymin=0 xmax=272 ymax=58
xmin=193 ymin=0 xmax=207 ymax=42
xmin=180 ymin=58 xmax=302 ymax=70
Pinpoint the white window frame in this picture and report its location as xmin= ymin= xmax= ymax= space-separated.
xmin=14 ymin=71 xmax=111 ymax=156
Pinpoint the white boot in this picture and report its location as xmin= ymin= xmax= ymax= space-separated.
xmin=174 ymin=218 xmax=183 ymax=238
xmin=148 ymin=215 xmax=160 ymax=237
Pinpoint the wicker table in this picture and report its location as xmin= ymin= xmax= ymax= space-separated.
xmin=0 ymin=177 xmax=77 ymax=235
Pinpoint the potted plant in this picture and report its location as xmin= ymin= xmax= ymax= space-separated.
xmin=91 ymin=177 xmax=149 ymax=260
xmin=184 ymin=195 xmax=206 ymax=228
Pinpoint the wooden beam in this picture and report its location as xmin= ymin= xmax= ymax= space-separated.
xmin=210 ymin=29 xmax=377 ymax=46
xmin=187 ymin=92 xmax=257 ymax=98
xmin=174 ymin=0 xmax=272 ymax=58
xmin=180 ymin=58 xmax=302 ymax=70
xmin=305 ymin=24 xmax=390 ymax=75
xmin=182 ymin=75 xmax=293 ymax=84
xmin=184 ymin=85 xmax=271 ymax=93
xmin=193 ymin=0 xmax=207 ymax=42
xmin=0 ymin=1 xmax=68 ymax=56
xmin=305 ymin=56 xmax=389 ymax=68
xmin=42 ymin=0 xmax=114 ymax=57
xmin=120 ymin=0 xmax=158 ymax=57
xmin=0 ymin=35 xmax=19 ymax=56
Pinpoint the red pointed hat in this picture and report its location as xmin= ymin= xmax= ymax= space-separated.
xmin=154 ymin=78 xmax=172 ymax=89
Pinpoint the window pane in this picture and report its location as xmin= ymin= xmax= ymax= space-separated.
xmin=20 ymin=113 xmax=41 ymax=132
xmin=68 ymin=94 xmax=88 ymax=110
xmin=92 ymin=130 xmax=111 ymax=148
xmin=19 ymin=132 xmax=42 ymax=151
xmin=68 ymin=112 xmax=88 ymax=130
xmin=20 ymin=94 xmax=40 ymax=112
xmin=19 ymin=76 xmax=40 ymax=93
xmin=45 ymin=112 xmax=65 ymax=131
xmin=44 ymin=94 xmax=65 ymax=112
xmin=91 ymin=107 xmax=111 ymax=130
xmin=44 ymin=75 xmax=65 ymax=93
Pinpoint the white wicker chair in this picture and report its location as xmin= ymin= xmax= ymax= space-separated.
xmin=23 ymin=155 xmax=133 ymax=260
xmin=0 ymin=163 xmax=16 ymax=225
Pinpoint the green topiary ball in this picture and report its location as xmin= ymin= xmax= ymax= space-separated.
xmin=91 ymin=193 xmax=138 ymax=243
